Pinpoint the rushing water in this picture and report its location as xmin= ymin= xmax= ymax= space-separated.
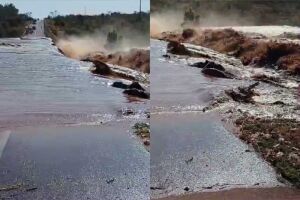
xmin=150 ymin=39 xmax=283 ymax=198
xmin=0 ymin=27 xmax=149 ymax=199
xmin=0 ymin=37 xmax=147 ymax=129
xmin=150 ymin=39 xmax=244 ymax=113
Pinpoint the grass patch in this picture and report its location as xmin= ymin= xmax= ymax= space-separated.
xmin=133 ymin=122 xmax=150 ymax=148
xmin=236 ymin=117 xmax=300 ymax=187
xmin=133 ymin=122 xmax=150 ymax=139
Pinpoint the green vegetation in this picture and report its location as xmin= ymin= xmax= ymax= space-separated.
xmin=152 ymin=0 xmax=300 ymax=26
xmin=183 ymin=8 xmax=199 ymax=25
xmin=45 ymin=12 xmax=149 ymax=45
xmin=0 ymin=4 xmax=33 ymax=37
xmin=107 ymin=30 xmax=118 ymax=44
xmin=105 ymin=29 xmax=123 ymax=49
xmin=133 ymin=122 xmax=150 ymax=139
xmin=133 ymin=122 xmax=150 ymax=147
xmin=236 ymin=117 xmax=300 ymax=187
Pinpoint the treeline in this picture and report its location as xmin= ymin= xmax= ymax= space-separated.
xmin=0 ymin=4 xmax=33 ymax=37
xmin=45 ymin=12 xmax=149 ymax=45
xmin=151 ymin=0 xmax=300 ymax=26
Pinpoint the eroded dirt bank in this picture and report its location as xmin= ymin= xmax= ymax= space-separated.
xmin=44 ymin=30 xmax=151 ymax=148
xmin=54 ymin=38 xmax=150 ymax=100
xmin=59 ymin=46 xmax=150 ymax=74
xmin=82 ymin=48 xmax=150 ymax=73
xmin=153 ymin=28 xmax=300 ymax=74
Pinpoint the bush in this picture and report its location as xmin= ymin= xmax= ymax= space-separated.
xmin=107 ymin=30 xmax=118 ymax=44
xmin=0 ymin=3 xmax=33 ymax=38
xmin=46 ymin=12 xmax=149 ymax=45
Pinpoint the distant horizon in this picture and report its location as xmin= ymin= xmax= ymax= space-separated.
xmin=0 ymin=0 xmax=150 ymax=19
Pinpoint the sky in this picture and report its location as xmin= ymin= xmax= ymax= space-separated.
xmin=0 ymin=0 xmax=150 ymax=19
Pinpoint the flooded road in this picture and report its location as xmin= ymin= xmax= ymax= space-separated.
xmin=0 ymin=25 xmax=149 ymax=199
xmin=0 ymin=37 xmax=147 ymax=128
xmin=0 ymin=124 xmax=149 ymax=200
xmin=150 ymin=40 xmax=243 ymax=113
xmin=150 ymin=40 xmax=286 ymax=199
xmin=151 ymin=113 xmax=282 ymax=198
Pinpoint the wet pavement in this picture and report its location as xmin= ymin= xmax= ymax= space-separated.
xmin=0 ymin=37 xmax=148 ymax=128
xmin=150 ymin=40 xmax=242 ymax=113
xmin=0 ymin=26 xmax=149 ymax=199
xmin=0 ymin=123 xmax=149 ymax=200
xmin=150 ymin=113 xmax=282 ymax=198
xmin=26 ymin=20 xmax=45 ymax=38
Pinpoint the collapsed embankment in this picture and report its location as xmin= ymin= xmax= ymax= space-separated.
xmin=44 ymin=19 xmax=150 ymax=99
xmin=82 ymin=48 xmax=150 ymax=74
xmin=154 ymin=28 xmax=300 ymax=75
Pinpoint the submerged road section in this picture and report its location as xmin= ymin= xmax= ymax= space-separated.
xmin=150 ymin=40 xmax=285 ymax=199
xmin=0 ymin=26 xmax=149 ymax=199
xmin=0 ymin=124 xmax=149 ymax=200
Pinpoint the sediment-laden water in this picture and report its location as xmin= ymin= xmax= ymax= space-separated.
xmin=0 ymin=31 xmax=149 ymax=199
xmin=0 ymin=37 xmax=148 ymax=129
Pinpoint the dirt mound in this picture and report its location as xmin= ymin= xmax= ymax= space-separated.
xmin=167 ymin=41 xmax=191 ymax=56
xmin=90 ymin=60 xmax=111 ymax=75
xmin=182 ymin=28 xmax=196 ymax=39
xmin=277 ymin=54 xmax=300 ymax=74
xmin=152 ymin=31 xmax=183 ymax=42
xmin=190 ymin=28 xmax=245 ymax=54
xmin=84 ymin=48 xmax=150 ymax=73
xmin=156 ymin=28 xmax=245 ymax=53
xmin=238 ymin=42 xmax=300 ymax=71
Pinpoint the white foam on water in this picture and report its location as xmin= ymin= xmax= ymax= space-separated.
xmin=0 ymin=130 xmax=11 ymax=159
xmin=207 ymin=25 xmax=300 ymax=37
xmin=231 ymin=25 xmax=300 ymax=37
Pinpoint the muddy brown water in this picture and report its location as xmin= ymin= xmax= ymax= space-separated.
xmin=0 ymin=37 xmax=148 ymax=129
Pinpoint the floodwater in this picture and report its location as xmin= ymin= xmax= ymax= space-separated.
xmin=0 ymin=37 xmax=147 ymax=128
xmin=0 ymin=124 xmax=149 ymax=200
xmin=0 ymin=22 xmax=149 ymax=200
xmin=150 ymin=39 xmax=288 ymax=199
xmin=150 ymin=40 xmax=243 ymax=113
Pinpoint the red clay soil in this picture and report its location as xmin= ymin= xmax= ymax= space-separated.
xmin=155 ymin=28 xmax=300 ymax=74
xmin=155 ymin=187 xmax=300 ymax=200
xmin=85 ymin=48 xmax=150 ymax=73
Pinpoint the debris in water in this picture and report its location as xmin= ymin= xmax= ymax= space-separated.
xmin=0 ymin=184 xmax=21 ymax=192
xmin=185 ymin=157 xmax=194 ymax=164
xmin=150 ymin=186 xmax=165 ymax=190
xmin=26 ymin=187 xmax=38 ymax=192
xmin=225 ymin=82 xmax=259 ymax=103
xmin=123 ymin=88 xmax=150 ymax=99
xmin=106 ymin=178 xmax=115 ymax=184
